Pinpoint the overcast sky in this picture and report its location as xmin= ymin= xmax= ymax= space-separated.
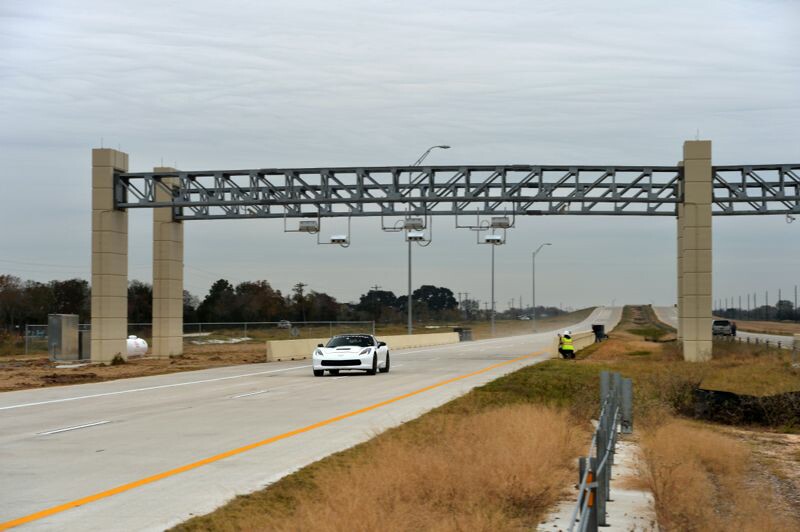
xmin=1 ymin=0 xmax=798 ymax=310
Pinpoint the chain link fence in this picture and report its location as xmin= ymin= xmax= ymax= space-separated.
xmin=25 ymin=320 xmax=375 ymax=354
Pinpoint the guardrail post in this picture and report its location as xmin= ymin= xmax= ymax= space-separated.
xmin=578 ymin=457 xmax=588 ymax=510
xmin=596 ymin=424 xmax=608 ymax=526
xmin=600 ymin=371 xmax=610 ymax=406
xmin=621 ymin=378 xmax=633 ymax=434
xmin=579 ymin=457 xmax=599 ymax=532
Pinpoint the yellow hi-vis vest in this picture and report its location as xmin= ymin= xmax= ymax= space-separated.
xmin=560 ymin=336 xmax=574 ymax=351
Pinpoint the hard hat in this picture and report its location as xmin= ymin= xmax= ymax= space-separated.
xmin=563 ymin=330 xmax=571 ymax=335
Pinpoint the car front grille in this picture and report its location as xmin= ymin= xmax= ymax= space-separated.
xmin=321 ymin=359 xmax=361 ymax=367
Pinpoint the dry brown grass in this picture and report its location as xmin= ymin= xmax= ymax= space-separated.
xmin=174 ymin=405 xmax=584 ymax=532
xmin=641 ymin=418 xmax=799 ymax=531
xmin=733 ymin=319 xmax=800 ymax=336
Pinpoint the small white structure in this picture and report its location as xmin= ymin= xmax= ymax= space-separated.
xmin=126 ymin=335 xmax=148 ymax=357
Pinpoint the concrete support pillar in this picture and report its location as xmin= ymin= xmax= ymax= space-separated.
xmin=678 ymin=140 xmax=713 ymax=361
xmin=676 ymin=190 xmax=684 ymax=341
xmin=152 ymin=167 xmax=184 ymax=358
xmin=91 ymin=149 xmax=129 ymax=363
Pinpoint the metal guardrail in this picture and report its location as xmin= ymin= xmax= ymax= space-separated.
xmin=568 ymin=371 xmax=633 ymax=532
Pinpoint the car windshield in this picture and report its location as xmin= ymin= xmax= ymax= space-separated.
xmin=326 ymin=335 xmax=374 ymax=348
xmin=713 ymin=320 xmax=730 ymax=326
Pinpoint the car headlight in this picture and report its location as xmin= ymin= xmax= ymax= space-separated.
xmin=359 ymin=348 xmax=372 ymax=355
xmin=314 ymin=349 xmax=323 ymax=357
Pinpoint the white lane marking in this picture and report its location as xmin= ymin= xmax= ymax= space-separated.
xmin=0 ymin=365 xmax=311 ymax=412
xmin=231 ymin=390 xmax=269 ymax=399
xmin=37 ymin=420 xmax=111 ymax=436
xmin=330 ymin=377 xmax=344 ymax=380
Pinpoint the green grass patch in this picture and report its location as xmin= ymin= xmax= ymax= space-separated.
xmin=629 ymin=327 xmax=668 ymax=340
xmin=442 ymin=360 xmax=603 ymax=419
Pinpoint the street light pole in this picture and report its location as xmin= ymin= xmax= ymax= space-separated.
xmin=491 ymin=242 xmax=496 ymax=337
xmin=407 ymin=239 xmax=412 ymax=334
xmin=407 ymin=144 xmax=451 ymax=335
xmin=531 ymin=243 xmax=552 ymax=333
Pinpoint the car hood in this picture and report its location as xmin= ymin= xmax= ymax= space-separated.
xmin=318 ymin=346 xmax=372 ymax=355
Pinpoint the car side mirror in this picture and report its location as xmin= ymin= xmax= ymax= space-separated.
xmin=317 ymin=343 xmax=324 ymax=348
xmin=378 ymin=341 xmax=386 ymax=347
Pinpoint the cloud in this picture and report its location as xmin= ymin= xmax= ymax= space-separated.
xmin=0 ymin=0 xmax=798 ymax=308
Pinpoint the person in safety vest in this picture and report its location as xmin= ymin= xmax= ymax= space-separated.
xmin=558 ymin=330 xmax=575 ymax=359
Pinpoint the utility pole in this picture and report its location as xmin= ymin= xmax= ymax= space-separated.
xmin=406 ymin=144 xmax=450 ymax=336
xmin=531 ymin=243 xmax=552 ymax=332
xmin=408 ymin=240 xmax=413 ymax=334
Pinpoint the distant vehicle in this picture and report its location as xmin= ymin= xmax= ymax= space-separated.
xmin=277 ymin=320 xmax=292 ymax=329
xmin=712 ymin=319 xmax=736 ymax=336
xmin=517 ymin=315 xmax=532 ymax=320
xmin=312 ymin=334 xmax=389 ymax=377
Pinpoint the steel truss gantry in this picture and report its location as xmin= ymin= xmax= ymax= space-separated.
xmin=114 ymin=163 xmax=800 ymax=220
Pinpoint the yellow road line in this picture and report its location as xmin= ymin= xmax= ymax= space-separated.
xmin=0 ymin=352 xmax=540 ymax=530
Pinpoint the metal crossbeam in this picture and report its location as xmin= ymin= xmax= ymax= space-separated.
xmin=114 ymin=164 xmax=800 ymax=220
xmin=712 ymin=165 xmax=800 ymax=215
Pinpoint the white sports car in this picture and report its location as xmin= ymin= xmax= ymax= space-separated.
xmin=312 ymin=334 xmax=390 ymax=376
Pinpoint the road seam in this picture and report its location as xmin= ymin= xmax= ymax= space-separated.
xmin=36 ymin=421 xmax=111 ymax=436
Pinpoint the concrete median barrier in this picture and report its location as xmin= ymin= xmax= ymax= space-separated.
xmin=266 ymin=332 xmax=460 ymax=362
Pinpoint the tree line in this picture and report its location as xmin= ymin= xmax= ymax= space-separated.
xmin=0 ymin=274 xmax=509 ymax=330
xmin=715 ymin=301 xmax=800 ymax=322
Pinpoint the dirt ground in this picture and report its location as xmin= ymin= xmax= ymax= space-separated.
xmin=723 ymin=427 xmax=800 ymax=521
xmin=0 ymin=310 xmax=592 ymax=393
xmin=0 ymin=345 xmax=265 ymax=392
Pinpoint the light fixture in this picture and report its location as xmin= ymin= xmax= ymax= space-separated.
xmin=406 ymin=230 xmax=426 ymax=242
xmin=298 ymin=220 xmax=320 ymax=233
xmin=490 ymin=216 xmax=511 ymax=229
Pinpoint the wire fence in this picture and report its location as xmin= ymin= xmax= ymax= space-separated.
xmin=714 ymin=334 xmax=799 ymax=367
xmin=714 ymin=285 xmax=800 ymax=322
xmin=569 ymin=371 xmax=633 ymax=532
xmin=24 ymin=320 xmax=376 ymax=354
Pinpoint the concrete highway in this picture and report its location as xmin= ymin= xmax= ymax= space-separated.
xmin=653 ymin=306 xmax=795 ymax=347
xmin=0 ymin=307 xmax=621 ymax=531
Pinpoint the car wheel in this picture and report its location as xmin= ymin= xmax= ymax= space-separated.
xmin=313 ymin=369 xmax=324 ymax=377
xmin=366 ymin=355 xmax=377 ymax=375
xmin=379 ymin=352 xmax=390 ymax=373
xmin=328 ymin=369 xmax=340 ymax=376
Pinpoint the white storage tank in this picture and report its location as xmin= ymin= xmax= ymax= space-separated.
xmin=127 ymin=335 xmax=148 ymax=357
